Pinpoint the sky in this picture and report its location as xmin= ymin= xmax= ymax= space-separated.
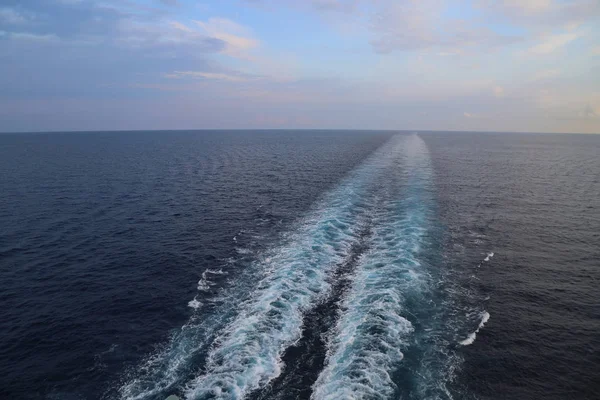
xmin=0 ymin=0 xmax=599 ymax=133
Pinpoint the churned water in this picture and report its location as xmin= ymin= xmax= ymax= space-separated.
xmin=0 ymin=130 xmax=598 ymax=400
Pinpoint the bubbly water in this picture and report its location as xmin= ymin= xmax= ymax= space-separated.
xmin=1 ymin=130 xmax=598 ymax=400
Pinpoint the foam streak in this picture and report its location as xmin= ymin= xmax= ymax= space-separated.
xmin=312 ymin=135 xmax=434 ymax=400
xmin=183 ymin=137 xmax=408 ymax=400
xmin=459 ymin=311 xmax=490 ymax=346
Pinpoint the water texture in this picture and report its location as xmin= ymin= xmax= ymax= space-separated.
xmin=0 ymin=130 xmax=598 ymax=400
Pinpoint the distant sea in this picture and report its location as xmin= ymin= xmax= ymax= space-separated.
xmin=0 ymin=130 xmax=598 ymax=400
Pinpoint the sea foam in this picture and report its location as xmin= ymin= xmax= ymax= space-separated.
xmin=183 ymin=136 xmax=407 ymax=399
xmin=459 ymin=311 xmax=490 ymax=346
xmin=312 ymin=135 xmax=434 ymax=400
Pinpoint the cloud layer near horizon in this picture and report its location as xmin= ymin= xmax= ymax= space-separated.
xmin=0 ymin=0 xmax=599 ymax=133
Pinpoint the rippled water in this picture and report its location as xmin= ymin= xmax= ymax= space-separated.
xmin=426 ymin=132 xmax=600 ymax=400
xmin=0 ymin=131 xmax=598 ymax=400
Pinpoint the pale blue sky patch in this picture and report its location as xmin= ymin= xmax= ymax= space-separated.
xmin=0 ymin=0 xmax=599 ymax=133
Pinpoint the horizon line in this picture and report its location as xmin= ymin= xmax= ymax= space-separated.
xmin=1 ymin=128 xmax=599 ymax=135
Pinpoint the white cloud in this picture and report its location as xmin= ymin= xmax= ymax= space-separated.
xmin=499 ymin=0 xmax=552 ymax=14
xmin=169 ymin=21 xmax=193 ymax=33
xmin=529 ymin=33 xmax=578 ymax=54
xmin=532 ymin=69 xmax=560 ymax=81
xmin=369 ymin=0 xmax=444 ymax=53
xmin=115 ymin=19 xmax=222 ymax=51
xmin=244 ymin=0 xmax=357 ymax=14
xmin=195 ymin=17 xmax=248 ymax=35
xmin=310 ymin=0 xmax=357 ymax=13
xmin=476 ymin=0 xmax=600 ymax=34
xmin=0 ymin=7 xmax=28 ymax=24
xmin=165 ymin=71 xmax=261 ymax=82
xmin=369 ymin=0 xmax=522 ymax=54
xmin=194 ymin=18 xmax=259 ymax=58
xmin=166 ymin=17 xmax=295 ymax=83
xmin=1 ymin=31 xmax=59 ymax=42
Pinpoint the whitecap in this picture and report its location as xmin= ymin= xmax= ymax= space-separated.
xmin=197 ymin=269 xmax=226 ymax=291
xmin=459 ymin=332 xmax=477 ymax=346
xmin=197 ymin=280 xmax=210 ymax=291
xmin=187 ymin=299 xmax=202 ymax=310
xmin=459 ymin=311 xmax=490 ymax=346
xmin=483 ymin=252 xmax=494 ymax=262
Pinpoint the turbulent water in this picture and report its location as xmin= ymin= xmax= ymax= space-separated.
xmin=0 ymin=130 xmax=599 ymax=400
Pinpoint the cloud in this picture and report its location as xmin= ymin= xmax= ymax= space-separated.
xmin=498 ymin=0 xmax=552 ymax=14
xmin=0 ymin=1 xmax=234 ymax=101
xmin=493 ymin=86 xmax=505 ymax=97
xmin=165 ymin=70 xmax=261 ymax=82
xmin=529 ymin=33 xmax=579 ymax=54
xmin=532 ymin=69 xmax=560 ymax=81
xmin=194 ymin=18 xmax=259 ymax=58
xmin=244 ymin=0 xmax=357 ymax=13
xmin=579 ymin=104 xmax=598 ymax=118
xmin=194 ymin=18 xmax=252 ymax=37
xmin=0 ymin=31 xmax=59 ymax=42
xmin=527 ymin=86 xmax=600 ymax=126
xmin=115 ymin=19 xmax=224 ymax=51
xmin=170 ymin=21 xmax=193 ymax=33
xmin=1 ymin=0 xmax=599 ymax=134
xmin=478 ymin=0 xmax=600 ymax=31
xmin=310 ymin=0 xmax=357 ymax=13
xmin=0 ymin=4 xmax=226 ymax=53
xmin=0 ymin=7 xmax=29 ymax=24
xmin=369 ymin=0 xmax=522 ymax=54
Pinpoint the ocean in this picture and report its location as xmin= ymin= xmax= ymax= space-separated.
xmin=0 ymin=130 xmax=598 ymax=400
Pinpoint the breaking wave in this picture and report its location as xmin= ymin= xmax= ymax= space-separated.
xmin=459 ymin=311 xmax=490 ymax=346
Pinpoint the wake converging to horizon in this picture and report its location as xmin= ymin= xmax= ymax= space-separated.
xmin=118 ymin=134 xmax=461 ymax=400
xmin=2 ymin=130 xmax=598 ymax=400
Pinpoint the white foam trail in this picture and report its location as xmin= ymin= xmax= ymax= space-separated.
xmin=183 ymin=136 xmax=408 ymax=400
xmin=459 ymin=311 xmax=490 ymax=346
xmin=312 ymin=135 xmax=433 ymax=400
xmin=483 ymin=252 xmax=494 ymax=262
xmin=197 ymin=269 xmax=226 ymax=292
xmin=188 ymin=299 xmax=202 ymax=310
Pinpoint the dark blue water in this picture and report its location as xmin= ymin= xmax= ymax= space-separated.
xmin=0 ymin=131 xmax=598 ymax=400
